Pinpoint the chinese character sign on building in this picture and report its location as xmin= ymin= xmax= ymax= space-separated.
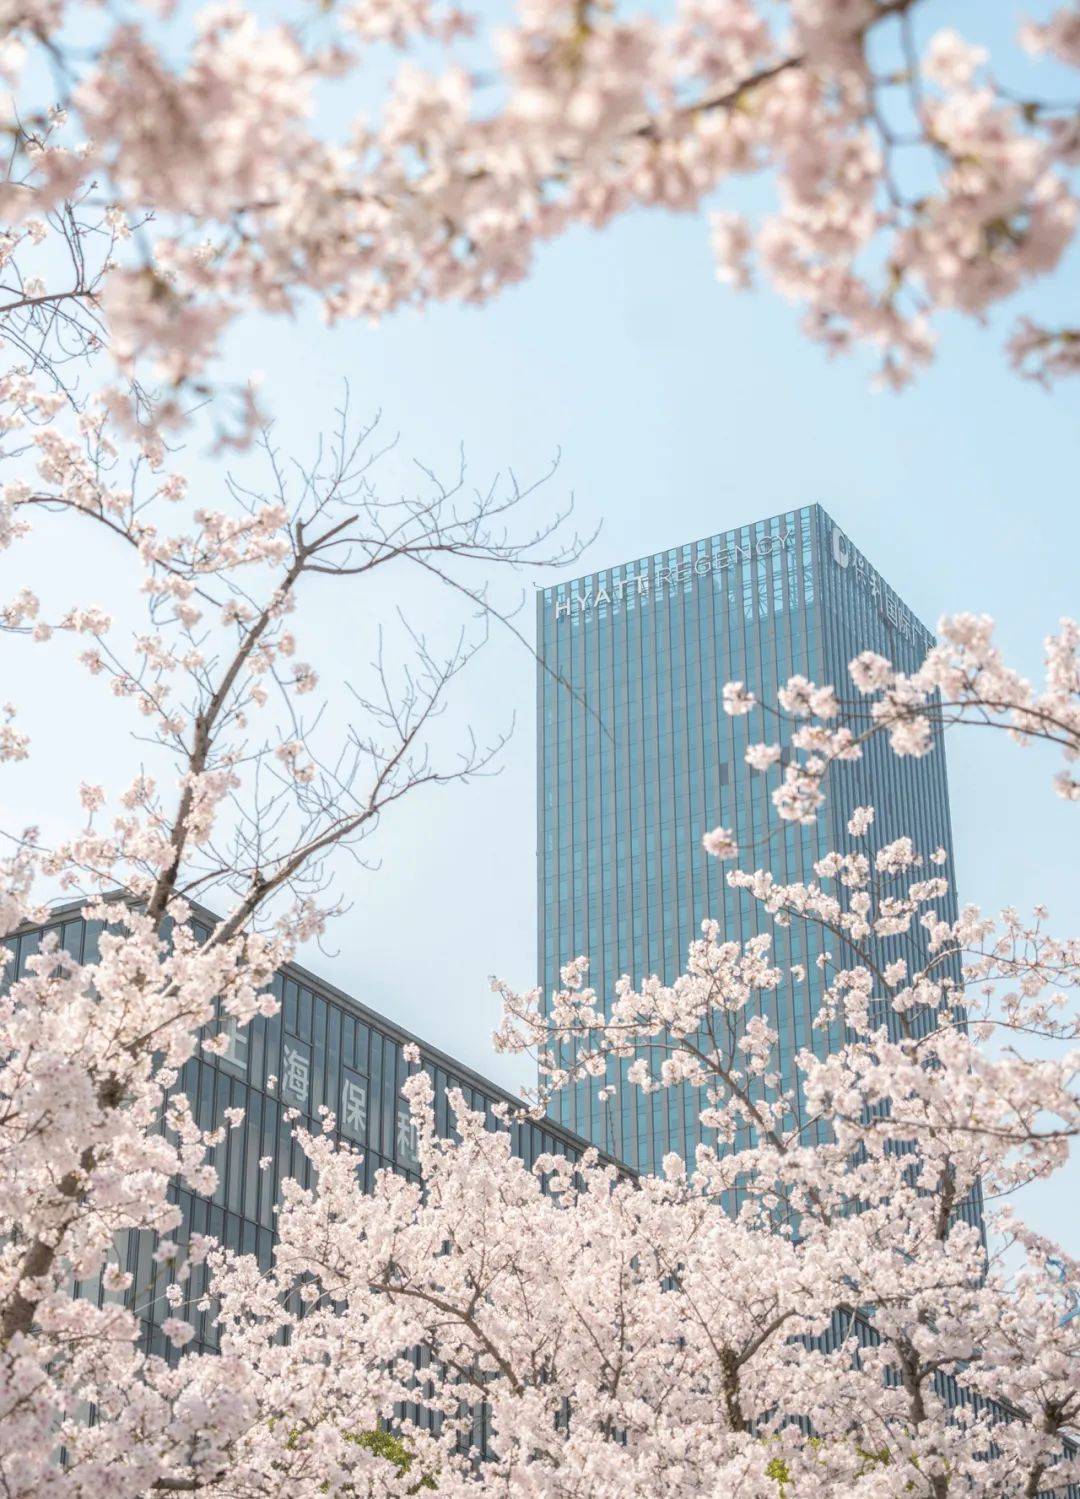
xmin=340 ymin=1070 xmax=368 ymax=1141
xmin=281 ymin=1040 xmax=311 ymax=1109
xmin=396 ymin=1108 xmax=420 ymax=1169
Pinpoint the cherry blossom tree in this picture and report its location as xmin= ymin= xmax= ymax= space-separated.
xmin=488 ymin=617 xmax=1080 ymax=1496
xmin=0 ymin=377 xmax=594 ymax=1491
xmin=2 ymin=0 xmax=1080 ymax=430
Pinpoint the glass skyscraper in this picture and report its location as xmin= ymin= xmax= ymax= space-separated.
xmin=537 ymin=503 xmax=959 ymax=1173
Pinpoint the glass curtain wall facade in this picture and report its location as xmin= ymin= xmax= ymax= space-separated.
xmin=2 ymin=904 xmax=619 ymax=1387
xmin=537 ymin=503 xmax=959 ymax=1175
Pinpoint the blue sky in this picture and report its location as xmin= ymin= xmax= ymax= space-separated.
xmin=4 ymin=0 xmax=1078 ymax=1247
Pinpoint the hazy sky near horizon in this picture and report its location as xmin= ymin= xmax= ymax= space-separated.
xmin=2 ymin=0 xmax=1078 ymax=1246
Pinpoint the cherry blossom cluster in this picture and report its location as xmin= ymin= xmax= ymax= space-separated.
xmin=490 ymin=808 xmax=1080 ymax=1490
xmin=1 ymin=0 xmax=1079 ymax=421
xmin=96 ymin=1059 xmax=1078 ymax=1495
xmin=498 ymin=832 xmax=1080 ymax=1182
xmin=0 ymin=900 xmax=293 ymax=1488
xmin=720 ymin=614 xmax=1080 ymax=845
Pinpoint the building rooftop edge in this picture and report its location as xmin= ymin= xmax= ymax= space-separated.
xmin=541 ymin=500 xmax=828 ymax=594
xmin=538 ymin=499 xmax=937 ymax=643
xmin=5 ymin=892 xmax=631 ymax=1173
